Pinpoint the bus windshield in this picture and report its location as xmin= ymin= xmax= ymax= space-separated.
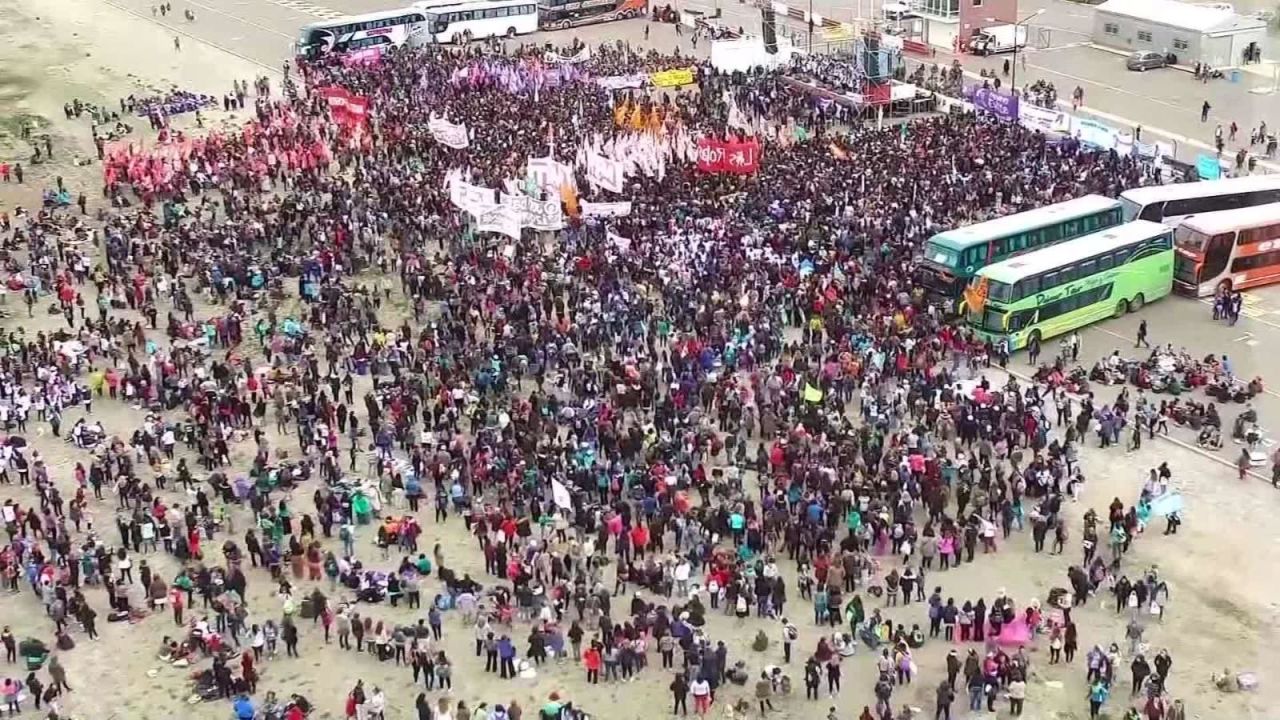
xmin=1173 ymin=225 xmax=1210 ymax=253
xmin=980 ymin=308 xmax=1006 ymax=333
xmin=922 ymin=241 xmax=959 ymax=269
xmin=986 ymin=280 xmax=1014 ymax=304
xmin=1119 ymin=197 xmax=1142 ymax=222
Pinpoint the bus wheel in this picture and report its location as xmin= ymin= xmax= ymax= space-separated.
xmin=556 ymin=20 xmax=571 ymax=29
xmin=506 ymin=26 xmax=517 ymax=37
xmin=1129 ymin=293 xmax=1145 ymax=312
xmin=1114 ymin=299 xmax=1129 ymax=318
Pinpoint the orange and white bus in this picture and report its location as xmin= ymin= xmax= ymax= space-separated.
xmin=1173 ymin=202 xmax=1280 ymax=296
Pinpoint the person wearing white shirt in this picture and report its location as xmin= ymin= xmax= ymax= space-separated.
xmin=674 ymin=560 xmax=691 ymax=597
xmin=691 ymin=677 xmax=711 ymax=714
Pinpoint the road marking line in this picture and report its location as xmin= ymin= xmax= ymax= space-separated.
xmin=101 ymin=0 xmax=281 ymax=71
xmin=174 ymin=0 xmax=295 ymax=38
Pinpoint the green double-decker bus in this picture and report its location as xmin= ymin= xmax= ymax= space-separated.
xmin=917 ymin=194 xmax=1124 ymax=310
xmin=965 ymin=220 xmax=1174 ymax=353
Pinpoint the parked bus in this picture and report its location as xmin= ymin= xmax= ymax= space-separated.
xmin=1172 ymin=202 xmax=1280 ymax=297
xmin=917 ymin=194 xmax=1124 ymax=310
xmin=1119 ymin=175 xmax=1280 ymax=225
xmin=423 ymin=0 xmax=540 ymax=42
xmin=538 ymin=0 xmax=646 ymax=30
xmin=964 ymin=220 xmax=1174 ymax=352
xmin=296 ymin=8 xmax=429 ymax=58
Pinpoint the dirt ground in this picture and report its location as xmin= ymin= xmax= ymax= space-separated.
xmin=0 ymin=2 xmax=1278 ymax=719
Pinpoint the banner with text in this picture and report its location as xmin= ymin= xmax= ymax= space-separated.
xmin=546 ymin=47 xmax=591 ymax=64
xmin=596 ymin=74 xmax=649 ymax=91
xmin=477 ymin=203 xmax=523 ymax=240
xmin=450 ymin=178 xmax=495 ymax=214
xmin=586 ymin=153 xmax=626 ymax=193
xmin=1018 ymin=103 xmax=1072 ymax=135
xmin=650 ymin=67 xmax=696 ymax=88
xmin=429 ymin=116 xmax=470 ymax=149
xmin=966 ymin=87 xmax=1018 ymax=122
xmin=695 ymin=137 xmax=761 ymax=174
xmin=581 ymin=201 xmax=633 ymax=218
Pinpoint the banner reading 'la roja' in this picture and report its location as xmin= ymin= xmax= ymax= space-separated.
xmin=695 ymin=136 xmax=761 ymax=174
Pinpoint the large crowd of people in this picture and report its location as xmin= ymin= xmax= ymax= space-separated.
xmin=0 ymin=38 xmax=1197 ymax=720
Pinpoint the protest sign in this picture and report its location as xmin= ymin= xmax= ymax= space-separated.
xmin=429 ymin=116 xmax=469 ymax=149
xmin=651 ymin=67 xmax=695 ymax=87
xmin=581 ymin=201 xmax=632 ymax=218
xmin=476 ymin=203 xmax=522 ymax=240
xmin=596 ymin=75 xmax=648 ymax=90
xmin=586 ymin=153 xmax=625 ymax=193
xmin=450 ymin=178 xmax=495 ymax=214
xmin=546 ymin=47 xmax=591 ymax=64
xmin=696 ymin=137 xmax=761 ymax=174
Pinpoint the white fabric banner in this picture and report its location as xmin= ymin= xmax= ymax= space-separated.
xmin=585 ymin=153 xmax=624 ymax=193
xmin=546 ymin=47 xmax=591 ymax=64
xmin=551 ymin=479 xmax=573 ymax=509
xmin=607 ymin=230 xmax=632 ymax=253
xmin=526 ymin=198 xmax=564 ymax=231
xmin=1018 ymin=104 xmax=1073 ymax=135
xmin=476 ymin=204 xmax=522 ymax=240
xmin=581 ymin=201 xmax=632 ymax=218
xmin=501 ymin=192 xmax=563 ymax=231
xmin=450 ymin=178 xmax=495 ymax=214
xmin=526 ymin=156 xmax=567 ymax=194
xmin=596 ymin=75 xmax=648 ymax=91
xmin=1075 ymin=117 xmax=1119 ymax=150
xmin=429 ymin=116 xmax=470 ymax=149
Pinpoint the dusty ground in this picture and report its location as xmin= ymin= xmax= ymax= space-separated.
xmin=0 ymin=3 xmax=1278 ymax=720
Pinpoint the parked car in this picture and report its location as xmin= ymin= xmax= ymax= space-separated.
xmin=1126 ymin=51 xmax=1169 ymax=71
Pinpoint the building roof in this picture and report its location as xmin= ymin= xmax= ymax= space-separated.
xmin=1096 ymin=0 xmax=1265 ymax=34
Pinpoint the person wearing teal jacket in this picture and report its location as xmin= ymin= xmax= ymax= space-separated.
xmin=1088 ymin=678 xmax=1110 ymax=718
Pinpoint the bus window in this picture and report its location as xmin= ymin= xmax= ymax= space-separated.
xmin=1138 ymin=203 xmax=1163 ymax=222
xmin=1232 ymin=249 xmax=1280 ymax=272
xmin=964 ymin=247 xmax=983 ymax=268
xmin=1022 ymin=275 xmax=1040 ymax=296
xmin=1043 ymin=271 xmax=1059 ymax=290
xmin=1240 ymin=223 xmax=1280 ymax=245
xmin=1009 ymin=309 xmax=1036 ymax=331
xmin=1080 ymin=259 xmax=1096 ymax=277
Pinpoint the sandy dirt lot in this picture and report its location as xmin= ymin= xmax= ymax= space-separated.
xmin=0 ymin=3 xmax=1278 ymax=720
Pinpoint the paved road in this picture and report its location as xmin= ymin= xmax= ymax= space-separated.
xmin=686 ymin=0 xmax=1280 ymax=167
xmin=121 ymin=0 xmax=1280 ymax=165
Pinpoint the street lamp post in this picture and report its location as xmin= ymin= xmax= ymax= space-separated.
xmin=988 ymin=8 xmax=1043 ymax=95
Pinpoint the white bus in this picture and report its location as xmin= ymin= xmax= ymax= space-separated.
xmin=1119 ymin=175 xmax=1280 ymax=225
xmin=423 ymin=0 xmax=540 ymax=43
xmin=296 ymin=8 xmax=428 ymax=58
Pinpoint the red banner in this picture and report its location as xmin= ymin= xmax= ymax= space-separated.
xmin=316 ymin=86 xmax=370 ymax=127
xmin=696 ymin=137 xmax=761 ymax=174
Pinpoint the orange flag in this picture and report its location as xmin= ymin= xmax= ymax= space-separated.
xmin=614 ymin=100 xmax=629 ymax=128
xmin=962 ymin=276 xmax=989 ymax=316
xmin=629 ymin=104 xmax=647 ymax=131
xmin=648 ymin=106 xmax=663 ymax=133
xmin=561 ymin=180 xmax=580 ymax=217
